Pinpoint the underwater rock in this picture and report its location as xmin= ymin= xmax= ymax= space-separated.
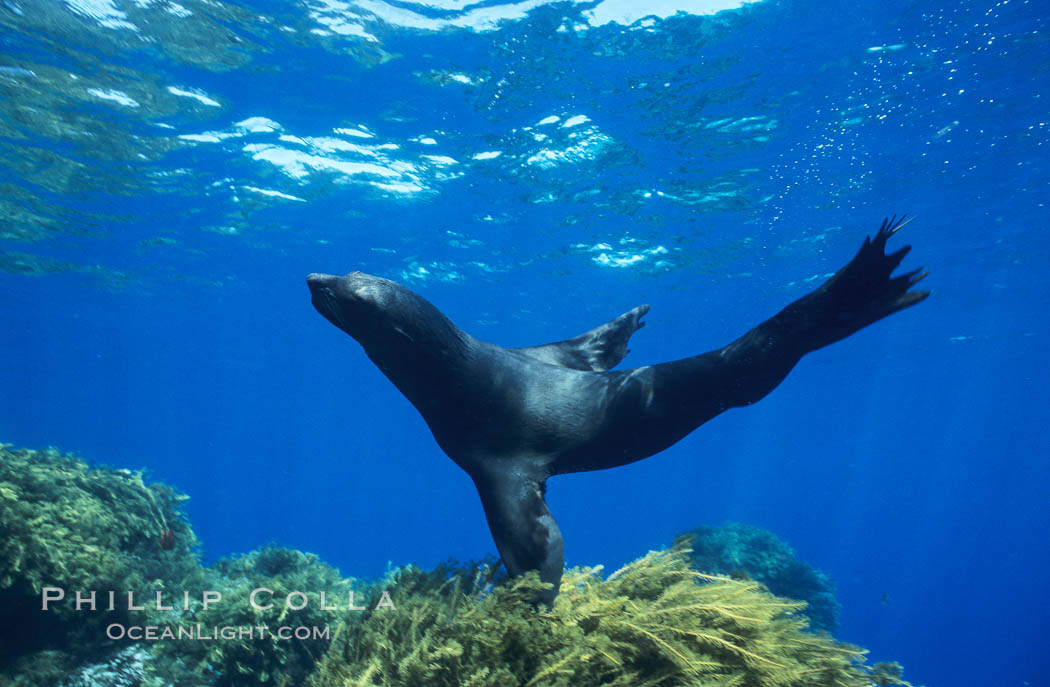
xmin=678 ymin=522 xmax=841 ymax=632
xmin=57 ymin=647 xmax=146 ymax=687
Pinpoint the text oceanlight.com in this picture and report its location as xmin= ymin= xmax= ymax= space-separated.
xmin=106 ymin=624 xmax=331 ymax=641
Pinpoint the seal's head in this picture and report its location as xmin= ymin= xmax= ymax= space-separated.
xmin=307 ymin=271 xmax=466 ymax=354
xmin=307 ymin=271 xmax=403 ymax=339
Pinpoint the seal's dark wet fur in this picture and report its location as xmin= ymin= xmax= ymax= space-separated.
xmin=308 ymin=216 xmax=928 ymax=605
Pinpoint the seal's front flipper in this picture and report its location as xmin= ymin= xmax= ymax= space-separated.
xmin=472 ymin=466 xmax=563 ymax=607
xmin=786 ymin=215 xmax=930 ymax=352
xmin=515 ymin=304 xmax=650 ymax=371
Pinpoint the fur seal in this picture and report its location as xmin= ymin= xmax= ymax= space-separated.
xmin=307 ymin=216 xmax=928 ymax=605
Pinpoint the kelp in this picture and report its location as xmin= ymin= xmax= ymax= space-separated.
xmin=309 ymin=544 xmax=909 ymax=687
xmin=0 ymin=445 xmax=200 ymax=660
xmin=148 ymin=547 xmax=355 ymax=687
xmin=678 ymin=523 xmax=840 ymax=632
xmin=0 ymin=443 xmax=911 ymax=687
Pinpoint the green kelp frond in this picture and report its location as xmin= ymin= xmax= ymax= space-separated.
xmin=0 ymin=444 xmax=198 ymax=593
xmin=678 ymin=523 xmax=840 ymax=632
xmin=871 ymin=661 xmax=913 ymax=686
xmin=0 ymin=444 xmax=201 ymax=665
xmin=149 ymin=546 xmax=357 ymax=687
xmin=309 ymin=544 xmax=905 ymax=687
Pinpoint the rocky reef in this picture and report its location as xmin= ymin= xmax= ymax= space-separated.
xmin=0 ymin=444 xmax=199 ymax=684
xmin=0 ymin=444 xmax=910 ymax=686
xmin=679 ymin=522 xmax=841 ymax=633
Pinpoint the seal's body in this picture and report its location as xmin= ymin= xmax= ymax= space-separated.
xmin=308 ymin=216 xmax=928 ymax=605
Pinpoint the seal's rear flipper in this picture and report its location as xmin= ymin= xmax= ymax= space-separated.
xmin=647 ymin=216 xmax=930 ymax=421
xmin=472 ymin=466 xmax=563 ymax=607
xmin=784 ymin=215 xmax=930 ymax=353
xmin=515 ymin=304 xmax=650 ymax=371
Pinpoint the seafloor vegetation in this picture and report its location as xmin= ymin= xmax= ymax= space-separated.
xmin=679 ymin=523 xmax=841 ymax=633
xmin=0 ymin=443 xmax=912 ymax=686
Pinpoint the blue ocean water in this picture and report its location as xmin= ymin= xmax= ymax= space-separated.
xmin=1 ymin=0 xmax=1047 ymax=684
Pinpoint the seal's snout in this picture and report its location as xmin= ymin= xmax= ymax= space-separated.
xmin=308 ymin=272 xmax=352 ymax=332
xmin=307 ymin=273 xmax=334 ymax=293
xmin=307 ymin=273 xmax=340 ymax=318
